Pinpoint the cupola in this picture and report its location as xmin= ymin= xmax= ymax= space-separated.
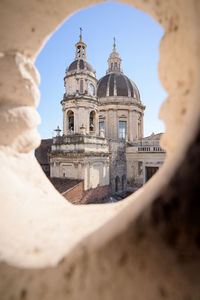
xmin=75 ymin=27 xmax=87 ymax=60
xmin=97 ymin=39 xmax=141 ymax=102
xmin=65 ymin=28 xmax=96 ymax=76
xmin=107 ymin=38 xmax=122 ymax=74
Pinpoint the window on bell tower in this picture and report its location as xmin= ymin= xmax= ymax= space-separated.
xmin=89 ymin=83 xmax=95 ymax=96
xmin=90 ymin=111 xmax=95 ymax=132
xmin=67 ymin=110 xmax=74 ymax=133
xmin=77 ymin=46 xmax=81 ymax=57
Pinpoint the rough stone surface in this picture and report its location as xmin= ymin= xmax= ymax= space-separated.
xmin=0 ymin=0 xmax=200 ymax=299
xmin=0 ymin=129 xmax=199 ymax=299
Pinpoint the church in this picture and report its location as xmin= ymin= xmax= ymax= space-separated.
xmin=35 ymin=31 xmax=165 ymax=203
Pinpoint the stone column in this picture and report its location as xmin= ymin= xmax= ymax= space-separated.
xmin=63 ymin=108 xmax=66 ymax=135
xmin=128 ymin=110 xmax=133 ymax=142
xmin=113 ymin=109 xmax=117 ymax=139
xmin=105 ymin=109 xmax=109 ymax=138
xmin=83 ymin=161 xmax=90 ymax=190
xmin=95 ymin=110 xmax=99 ymax=136
xmin=132 ymin=110 xmax=138 ymax=139
xmin=141 ymin=114 xmax=144 ymax=138
xmin=109 ymin=109 xmax=114 ymax=139
xmin=74 ymin=108 xmax=79 ymax=134
xmin=102 ymin=162 xmax=106 ymax=186
xmin=50 ymin=160 xmax=54 ymax=177
xmin=78 ymin=162 xmax=83 ymax=179
xmin=85 ymin=107 xmax=90 ymax=135
xmin=105 ymin=160 xmax=110 ymax=185
xmin=78 ymin=107 xmax=85 ymax=134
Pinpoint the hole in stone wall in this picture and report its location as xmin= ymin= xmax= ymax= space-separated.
xmin=35 ymin=1 xmax=167 ymax=204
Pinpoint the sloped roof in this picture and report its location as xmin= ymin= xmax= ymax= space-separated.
xmin=49 ymin=178 xmax=83 ymax=194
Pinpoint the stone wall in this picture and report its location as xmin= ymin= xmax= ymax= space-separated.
xmin=99 ymin=100 xmax=144 ymax=141
xmin=62 ymin=98 xmax=99 ymax=135
xmin=49 ymin=135 xmax=110 ymax=190
xmin=109 ymin=139 xmax=127 ymax=193
xmin=0 ymin=129 xmax=199 ymax=299
xmin=126 ymin=151 xmax=165 ymax=187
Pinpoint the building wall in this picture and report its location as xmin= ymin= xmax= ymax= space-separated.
xmin=50 ymin=156 xmax=109 ymax=190
xmin=62 ymin=99 xmax=99 ymax=135
xmin=109 ymin=140 xmax=127 ymax=193
xmin=99 ymin=99 xmax=144 ymax=141
xmin=126 ymin=150 xmax=166 ymax=187
xmin=64 ymin=73 xmax=97 ymax=98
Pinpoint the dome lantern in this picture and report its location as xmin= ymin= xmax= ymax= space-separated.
xmin=107 ymin=38 xmax=122 ymax=74
xmin=75 ymin=27 xmax=87 ymax=61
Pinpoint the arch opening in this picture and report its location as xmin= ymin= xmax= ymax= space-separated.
xmin=67 ymin=110 xmax=74 ymax=134
xmin=89 ymin=110 xmax=96 ymax=132
xmin=35 ymin=1 xmax=167 ymax=203
xmin=0 ymin=0 xmax=199 ymax=272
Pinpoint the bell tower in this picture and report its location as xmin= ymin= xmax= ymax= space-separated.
xmin=49 ymin=31 xmax=110 ymax=192
xmin=61 ymin=29 xmax=98 ymax=136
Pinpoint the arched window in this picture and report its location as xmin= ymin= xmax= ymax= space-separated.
xmin=122 ymin=175 xmax=126 ymax=191
xmin=89 ymin=83 xmax=95 ymax=96
xmin=67 ymin=110 xmax=74 ymax=133
xmin=90 ymin=111 xmax=95 ymax=132
xmin=115 ymin=176 xmax=120 ymax=193
xmin=138 ymin=115 xmax=142 ymax=138
xmin=77 ymin=46 xmax=81 ymax=57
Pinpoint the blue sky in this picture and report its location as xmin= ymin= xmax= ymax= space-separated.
xmin=35 ymin=1 xmax=167 ymax=139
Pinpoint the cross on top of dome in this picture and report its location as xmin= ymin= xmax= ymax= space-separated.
xmin=113 ymin=37 xmax=116 ymax=52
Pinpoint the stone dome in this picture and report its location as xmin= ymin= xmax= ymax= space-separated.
xmin=97 ymin=73 xmax=140 ymax=100
xmin=68 ymin=59 xmax=95 ymax=73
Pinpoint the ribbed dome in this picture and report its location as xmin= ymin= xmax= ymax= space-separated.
xmin=68 ymin=59 xmax=95 ymax=73
xmin=97 ymin=73 xmax=140 ymax=100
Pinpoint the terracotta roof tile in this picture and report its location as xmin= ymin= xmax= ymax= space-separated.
xmin=49 ymin=177 xmax=83 ymax=194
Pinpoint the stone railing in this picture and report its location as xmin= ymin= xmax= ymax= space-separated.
xmin=137 ymin=146 xmax=165 ymax=152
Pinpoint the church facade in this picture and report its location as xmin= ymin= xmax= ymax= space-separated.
xmin=36 ymin=32 xmax=165 ymax=200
